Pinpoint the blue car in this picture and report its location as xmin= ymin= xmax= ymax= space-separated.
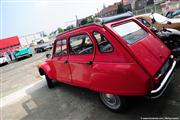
xmin=13 ymin=47 xmax=32 ymax=60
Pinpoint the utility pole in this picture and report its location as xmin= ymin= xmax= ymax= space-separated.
xmin=75 ymin=15 xmax=79 ymax=27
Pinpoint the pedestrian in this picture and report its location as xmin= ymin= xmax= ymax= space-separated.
xmin=6 ymin=50 xmax=12 ymax=61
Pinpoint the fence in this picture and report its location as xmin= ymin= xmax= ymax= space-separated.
xmin=133 ymin=4 xmax=162 ymax=15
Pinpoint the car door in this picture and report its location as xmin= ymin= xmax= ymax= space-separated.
xmin=68 ymin=33 xmax=95 ymax=87
xmin=52 ymin=39 xmax=71 ymax=83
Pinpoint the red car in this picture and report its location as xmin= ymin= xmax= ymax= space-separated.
xmin=38 ymin=12 xmax=176 ymax=112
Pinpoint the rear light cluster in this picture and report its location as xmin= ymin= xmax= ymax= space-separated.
xmin=153 ymin=55 xmax=174 ymax=89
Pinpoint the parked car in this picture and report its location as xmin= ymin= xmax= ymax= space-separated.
xmin=13 ymin=47 xmax=32 ymax=61
xmin=135 ymin=14 xmax=180 ymax=56
xmin=166 ymin=9 xmax=180 ymax=19
xmin=37 ymin=39 xmax=44 ymax=45
xmin=135 ymin=13 xmax=180 ymax=31
xmin=0 ymin=53 xmax=8 ymax=65
xmin=38 ymin=12 xmax=176 ymax=112
xmin=34 ymin=43 xmax=52 ymax=53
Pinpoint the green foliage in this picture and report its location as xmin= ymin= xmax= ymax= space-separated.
xmin=64 ymin=25 xmax=74 ymax=31
xmin=57 ymin=27 xmax=64 ymax=33
xmin=80 ymin=16 xmax=95 ymax=25
xmin=81 ymin=19 xmax=88 ymax=25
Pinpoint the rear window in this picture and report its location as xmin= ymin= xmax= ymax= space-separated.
xmin=112 ymin=21 xmax=148 ymax=44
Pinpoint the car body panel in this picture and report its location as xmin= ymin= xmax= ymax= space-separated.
xmin=0 ymin=54 xmax=8 ymax=65
xmin=39 ymin=61 xmax=56 ymax=80
xmin=13 ymin=47 xmax=32 ymax=59
xmin=135 ymin=13 xmax=180 ymax=30
xmin=39 ymin=17 xmax=175 ymax=97
xmin=34 ymin=43 xmax=52 ymax=53
xmin=104 ymin=18 xmax=171 ymax=76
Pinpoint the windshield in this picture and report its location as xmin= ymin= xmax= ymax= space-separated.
xmin=112 ymin=21 xmax=148 ymax=44
xmin=151 ymin=13 xmax=168 ymax=23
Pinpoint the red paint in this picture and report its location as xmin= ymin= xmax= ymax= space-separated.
xmin=39 ymin=17 xmax=173 ymax=96
xmin=0 ymin=36 xmax=21 ymax=53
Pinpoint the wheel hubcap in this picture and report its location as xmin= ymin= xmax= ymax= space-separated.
xmin=100 ymin=93 xmax=121 ymax=110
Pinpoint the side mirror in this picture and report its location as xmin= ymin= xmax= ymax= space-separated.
xmin=46 ymin=54 xmax=51 ymax=58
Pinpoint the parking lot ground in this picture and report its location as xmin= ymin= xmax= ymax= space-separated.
xmin=1 ymin=56 xmax=180 ymax=120
xmin=0 ymin=52 xmax=48 ymax=98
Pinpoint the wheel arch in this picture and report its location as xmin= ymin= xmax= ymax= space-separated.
xmin=38 ymin=62 xmax=55 ymax=80
xmin=39 ymin=68 xmax=45 ymax=76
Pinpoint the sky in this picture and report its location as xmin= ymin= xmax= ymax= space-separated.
xmin=0 ymin=0 xmax=121 ymax=39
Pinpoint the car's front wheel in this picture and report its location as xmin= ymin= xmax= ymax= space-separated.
xmin=99 ymin=92 xmax=128 ymax=112
xmin=45 ymin=74 xmax=54 ymax=89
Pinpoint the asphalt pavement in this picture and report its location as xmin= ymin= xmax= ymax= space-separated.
xmin=0 ymin=52 xmax=180 ymax=120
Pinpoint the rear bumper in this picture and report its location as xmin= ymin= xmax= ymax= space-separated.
xmin=15 ymin=53 xmax=31 ymax=59
xmin=147 ymin=59 xmax=176 ymax=99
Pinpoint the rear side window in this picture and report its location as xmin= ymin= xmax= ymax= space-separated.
xmin=54 ymin=39 xmax=67 ymax=56
xmin=93 ymin=32 xmax=113 ymax=53
xmin=112 ymin=21 xmax=148 ymax=44
xmin=69 ymin=34 xmax=93 ymax=55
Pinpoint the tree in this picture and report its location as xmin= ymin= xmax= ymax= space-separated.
xmin=81 ymin=19 xmax=88 ymax=25
xmin=117 ymin=3 xmax=125 ymax=14
xmin=64 ymin=25 xmax=74 ymax=31
xmin=57 ymin=27 xmax=64 ymax=33
xmin=87 ymin=17 xmax=94 ymax=24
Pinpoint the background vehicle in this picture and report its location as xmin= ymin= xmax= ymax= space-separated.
xmin=38 ymin=12 xmax=176 ymax=112
xmin=13 ymin=47 xmax=32 ymax=61
xmin=0 ymin=53 xmax=8 ymax=65
xmin=166 ymin=9 xmax=180 ymax=19
xmin=34 ymin=43 xmax=52 ymax=53
xmin=136 ymin=14 xmax=180 ymax=57
xmin=135 ymin=13 xmax=180 ymax=31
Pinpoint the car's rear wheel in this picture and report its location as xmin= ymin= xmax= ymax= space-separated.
xmin=45 ymin=74 xmax=54 ymax=89
xmin=99 ymin=92 xmax=128 ymax=112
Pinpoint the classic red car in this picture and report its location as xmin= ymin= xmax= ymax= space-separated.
xmin=38 ymin=12 xmax=176 ymax=112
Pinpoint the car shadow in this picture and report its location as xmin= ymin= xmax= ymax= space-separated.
xmin=18 ymin=73 xmax=180 ymax=120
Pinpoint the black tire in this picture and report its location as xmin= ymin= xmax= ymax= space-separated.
xmin=45 ymin=74 xmax=54 ymax=89
xmin=99 ymin=92 xmax=128 ymax=112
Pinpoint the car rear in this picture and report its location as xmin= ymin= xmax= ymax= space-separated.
xmin=105 ymin=18 xmax=176 ymax=98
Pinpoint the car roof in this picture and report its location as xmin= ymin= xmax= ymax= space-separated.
xmin=101 ymin=11 xmax=133 ymax=24
xmin=56 ymin=12 xmax=133 ymax=39
xmin=56 ymin=23 xmax=102 ymax=38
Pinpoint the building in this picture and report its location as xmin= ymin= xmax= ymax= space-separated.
xmin=19 ymin=31 xmax=48 ymax=47
xmin=123 ymin=0 xmax=166 ymax=10
xmin=96 ymin=2 xmax=121 ymax=17
xmin=0 ymin=36 xmax=21 ymax=53
xmin=161 ymin=0 xmax=180 ymax=14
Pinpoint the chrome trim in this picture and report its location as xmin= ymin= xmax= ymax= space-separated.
xmin=151 ymin=60 xmax=176 ymax=94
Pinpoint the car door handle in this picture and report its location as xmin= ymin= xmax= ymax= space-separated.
xmin=85 ymin=61 xmax=93 ymax=65
xmin=64 ymin=60 xmax=68 ymax=64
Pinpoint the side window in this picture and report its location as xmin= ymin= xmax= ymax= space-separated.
xmin=54 ymin=39 xmax=67 ymax=56
xmin=69 ymin=34 xmax=93 ymax=55
xmin=93 ymin=31 xmax=113 ymax=53
xmin=142 ymin=19 xmax=151 ymax=28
